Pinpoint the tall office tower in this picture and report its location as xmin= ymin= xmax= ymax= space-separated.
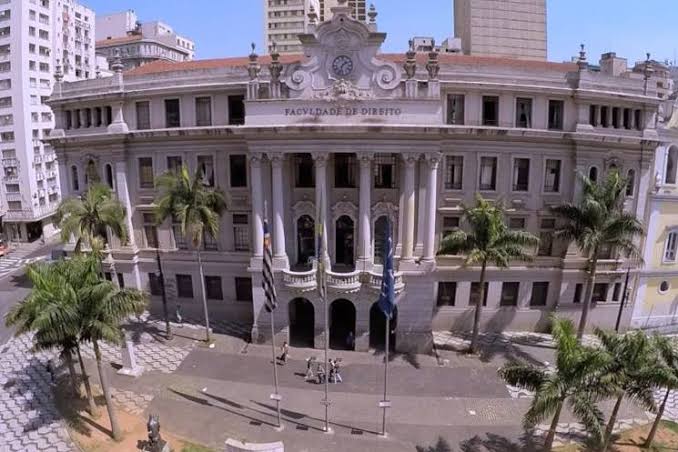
xmin=264 ymin=0 xmax=320 ymax=54
xmin=454 ymin=0 xmax=547 ymax=61
xmin=96 ymin=10 xmax=195 ymax=70
xmin=0 ymin=0 xmax=96 ymax=242
xmin=318 ymin=0 xmax=367 ymax=22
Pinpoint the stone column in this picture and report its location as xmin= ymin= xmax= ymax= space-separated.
xmin=423 ymin=153 xmax=441 ymax=261
xmin=79 ymin=109 xmax=87 ymax=129
xmin=268 ymin=153 xmax=288 ymax=268
xmin=357 ymin=153 xmax=373 ymax=268
xmin=312 ymin=152 xmax=330 ymax=265
xmin=606 ymin=106 xmax=613 ymax=128
xmin=250 ymin=154 xmax=265 ymax=261
xmin=107 ymin=101 xmax=129 ymax=134
xmin=595 ymin=105 xmax=602 ymax=126
xmin=101 ymin=106 xmax=109 ymax=125
xmin=400 ymin=153 xmax=419 ymax=262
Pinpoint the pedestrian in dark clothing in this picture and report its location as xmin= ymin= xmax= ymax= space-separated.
xmin=316 ymin=363 xmax=325 ymax=384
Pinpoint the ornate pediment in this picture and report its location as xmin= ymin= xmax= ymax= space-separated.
xmin=283 ymin=3 xmax=401 ymax=101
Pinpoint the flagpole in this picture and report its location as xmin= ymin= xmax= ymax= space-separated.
xmin=323 ymin=282 xmax=330 ymax=433
xmin=381 ymin=315 xmax=390 ymax=436
xmin=270 ymin=310 xmax=282 ymax=429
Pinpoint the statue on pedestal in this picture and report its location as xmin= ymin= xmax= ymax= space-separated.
xmin=141 ymin=414 xmax=169 ymax=452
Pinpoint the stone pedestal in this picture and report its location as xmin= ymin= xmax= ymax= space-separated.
xmin=117 ymin=340 xmax=144 ymax=378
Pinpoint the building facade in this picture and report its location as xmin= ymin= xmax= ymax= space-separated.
xmin=454 ymin=0 xmax=547 ymax=61
xmin=48 ymin=4 xmax=661 ymax=353
xmin=95 ymin=10 xmax=194 ymax=71
xmin=0 ymin=0 xmax=95 ymax=243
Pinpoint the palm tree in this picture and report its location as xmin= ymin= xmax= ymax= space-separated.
xmin=437 ymin=195 xmax=538 ymax=353
xmin=551 ymin=171 xmax=644 ymax=339
xmin=644 ymin=336 xmax=678 ymax=449
xmin=595 ymin=329 xmax=664 ymax=450
xmin=77 ymin=254 xmax=147 ymax=441
xmin=55 ymin=183 xmax=128 ymax=254
xmin=499 ymin=318 xmax=608 ymax=451
xmin=4 ymin=260 xmax=98 ymax=416
xmin=154 ymin=164 xmax=227 ymax=343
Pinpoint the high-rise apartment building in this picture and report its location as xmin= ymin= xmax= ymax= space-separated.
xmin=454 ymin=0 xmax=547 ymax=61
xmin=318 ymin=0 xmax=366 ymax=22
xmin=95 ymin=10 xmax=195 ymax=71
xmin=0 ymin=0 xmax=96 ymax=243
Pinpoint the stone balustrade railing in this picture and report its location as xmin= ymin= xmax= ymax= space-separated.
xmin=282 ymin=269 xmax=316 ymax=292
xmin=367 ymin=271 xmax=405 ymax=293
xmin=326 ymin=270 xmax=362 ymax=293
xmin=281 ymin=267 xmax=404 ymax=294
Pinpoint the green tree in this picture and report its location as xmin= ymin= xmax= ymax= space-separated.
xmin=77 ymin=254 xmax=147 ymax=441
xmin=499 ymin=318 xmax=608 ymax=451
xmin=55 ymin=183 xmax=128 ymax=254
xmin=4 ymin=260 xmax=98 ymax=416
xmin=551 ymin=171 xmax=643 ymax=339
xmin=595 ymin=330 xmax=664 ymax=450
xmin=154 ymin=165 xmax=227 ymax=343
xmin=644 ymin=336 xmax=678 ymax=449
xmin=437 ymin=195 xmax=538 ymax=353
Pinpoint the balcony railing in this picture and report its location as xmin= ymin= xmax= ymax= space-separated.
xmin=282 ymin=269 xmax=316 ymax=292
xmin=281 ymin=265 xmax=406 ymax=295
xmin=326 ymin=270 xmax=362 ymax=293
xmin=2 ymin=158 xmax=18 ymax=167
xmin=367 ymin=271 xmax=405 ymax=293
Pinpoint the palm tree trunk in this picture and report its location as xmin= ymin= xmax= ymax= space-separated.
xmin=197 ymin=250 xmax=211 ymax=343
xmin=602 ymin=394 xmax=624 ymax=450
xmin=155 ymin=248 xmax=172 ymax=340
xmin=544 ymin=400 xmax=564 ymax=451
xmin=470 ymin=261 xmax=487 ymax=354
xmin=63 ymin=349 xmax=78 ymax=395
xmin=76 ymin=344 xmax=97 ymax=417
xmin=577 ymin=254 xmax=598 ymax=340
xmin=93 ymin=340 xmax=122 ymax=441
xmin=645 ymin=388 xmax=671 ymax=448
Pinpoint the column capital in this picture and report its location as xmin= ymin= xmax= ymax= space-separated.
xmin=423 ymin=152 xmax=443 ymax=169
xmin=401 ymin=152 xmax=420 ymax=166
xmin=268 ymin=152 xmax=286 ymax=168
xmin=249 ymin=152 xmax=265 ymax=167
xmin=358 ymin=152 xmax=375 ymax=166
xmin=311 ymin=152 xmax=329 ymax=167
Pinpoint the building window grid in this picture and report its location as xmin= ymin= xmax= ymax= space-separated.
xmin=373 ymin=153 xmax=397 ymax=189
xmin=294 ymin=153 xmax=314 ymax=188
xmin=665 ymin=231 xmax=678 ymax=262
xmin=548 ymin=100 xmax=564 ymax=130
xmin=436 ymin=282 xmax=456 ymax=306
xmin=444 ymin=156 xmax=463 ymax=190
xmin=176 ymin=274 xmax=193 ymax=298
xmin=512 ymin=158 xmax=530 ymax=192
xmin=195 ymin=96 xmax=212 ymax=127
xmin=515 ymin=98 xmax=532 ymax=128
xmin=233 ymin=214 xmax=250 ymax=251
xmin=544 ymin=159 xmax=561 ymax=193
xmin=446 ymin=94 xmax=464 ymax=125
xmin=479 ymin=156 xmax=497 ymax=191
xmin=142 ymin=212 xmax=158 ymax=248
xmin=235 ymin=277 xmax=253 ymax=302
xmin=500 ymin=282 xmax=520 ymax=306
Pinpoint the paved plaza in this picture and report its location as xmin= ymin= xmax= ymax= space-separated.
xmin=2 ymin=315 xmax=676 ymax=451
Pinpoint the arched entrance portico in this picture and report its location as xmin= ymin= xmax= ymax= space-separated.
xmin=369 ymin=303 xmax=397 ymax=350
xmin=335 ymin=216 xmax=354 ymax=268
xmin=329 ymin=299 xmax=356 ymax=350
xmin=288 ymin=298 xmax=315 ymax=347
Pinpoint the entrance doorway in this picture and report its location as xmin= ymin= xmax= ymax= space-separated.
xmin=335 ymin=216 xmax=354 ymax=268
xmin=26 ymin=222 xmax=43 ymax=242
xmin=296 ymin=215 xmax=315 ymax=268
xmin=288 ymin=298 xmax=315 ymax=348
xmin=369 ymin=303 xmax=397 ymax=350
xmin=329 ymin=299 xmax=356 ymax=350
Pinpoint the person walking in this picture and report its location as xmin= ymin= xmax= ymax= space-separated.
xmin=277 ymin=341 xmax=289 ymax=365
xmin=305 ymin=356 xmax=316 ymax=381
xmin=334 ymin=358 xmax=343 ymax=383
xmin=329 ymin=359 xmax=337 ymax=383
xmin=316 ymin=362 xmax=325 ymax=384
xmin=175 ymin=304 xmax=183 ymax=327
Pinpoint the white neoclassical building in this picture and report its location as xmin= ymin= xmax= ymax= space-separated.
xmin=46 ymin=3 xmax=664 ymax=353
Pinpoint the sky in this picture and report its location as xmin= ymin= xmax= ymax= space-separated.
xmin=83 ymin=1 xmax=678 ymax=66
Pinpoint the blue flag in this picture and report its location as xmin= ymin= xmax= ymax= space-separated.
xmin=377 ymin=219 xmax=396 ymax=319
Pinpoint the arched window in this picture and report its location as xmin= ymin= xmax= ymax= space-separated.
xmin=666 ymin=147 xmax=678 ymax=184
xmin=626 ymin=169 xmax=635 ymax=196
xmin=105 ymin=163 xmax=114 ymax=189
xmin=71 ymin=165 xmax=79 ymax=191
xmin=589 ymin=166 xmax=598 ymax=183
xmin=84 ymin=159 xmax=99 ymax=186
xmin=373 ymin=216 xmax=389 ymax=265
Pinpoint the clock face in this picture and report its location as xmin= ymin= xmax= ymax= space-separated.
xmin=332 ymin=55 xmax=354 ymax=77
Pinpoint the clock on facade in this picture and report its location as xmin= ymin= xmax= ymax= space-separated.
xmin=332 ymin=55 xmax=354 ymax=77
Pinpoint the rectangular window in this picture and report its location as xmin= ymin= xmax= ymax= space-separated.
xmin=544 ymin=159 xmax=561 ymax=193
xmin=470 ymin=282 xmax=489 ymax=306
xmin=437 ymin=282 xmax=456 ymax=306
xmin=104 ymin=272 xmax=112 ymax=282
xmin=592 ymin=283 xmax=608 ymax=302
xmin=442 ymin=216 xmax=460 ymax=239
xmin=7 ymin=200 xmax=21 ymax=211
xmin=548 ymin=100 xmax=564 ymax=130
xmin=512 ymin=158 xmax=530 ymax=191
xmin=600 ymin=106 xmax=609 ymax=127
xmin=623 ymin=108 xmax=631 ymax=129
xmin=197 ymin=155 xmax=214 ymax=187
xmin=205 ymin=276 xmax=223 ymax=300
xmin=589 ymin=105 xmax=598 ymax=126
xmin=612 ymin=107 xmax=620 ymax=129
xmin=482 ymin=96 xmax=499 ymax=126
xmin=176 ymin=274 xmax=193 ymax=298
xmin=148 ymin=273 xmax=162 ymax=296
xmin=444 ymin=156 xmax=463 ymax=190
xmin=164 ymin=99 xmax=180 ymax=128
xmin=508 ymin=217 xmax=526 ymax=230
xmin=634 ymin=109 xmax=642 ymax=130
xmin=230 ymin=155 xmax=247 ymax=187
xmin=172 ymin=216 xmax=187 ymax=249
xmin=203 ymin=231 xmax=218 ymax=251
xmin=530 ymin=282 xmax=549 ymax=306
xmin=233 ymin=214 xmax=250 ymax=251
xmin=538 ymin=218 xmax=556 ymax=257
xmin=573 ymin=283 xmax=583 ymax=303
xmin=515 ymin=98 xmax=532 ymax=128
xmin=612 ymin=283 xmax=622 ymax=302
xmin=195 ymin=96 xmax=212 ymax=126
xmin=500 ymin=282 xmax=520 ymax=307
xmin=295 ymin=153 xmax=314 ymax=188
xmin=235 ymin=277 xmax=253 ymax=301
xmin=374 ymin=154 xmax=397 ymax=189
xmin=665 ymin=232 xmax=678 ymax=261
xmin=143 ymin=213 xmax=158 ymax=248
xmin=446 ymin=94 xmax=464 ymax=125
xmin=136 ymin=101 xmax=150 ymax=130
xmin=138 ymin=157 xmax=154 ymax=189
xmin=334 ymin=154 xmax=356 ymax=188
xmin=228 ymin=95 xmax=245 ymax=125
xmin=167 ymin=156 xmax=182 ymax=173
xmin=117 ymin=273 xmax=125 ymax=289
xmin=479 ymin=157 xmax=497 ymax=191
